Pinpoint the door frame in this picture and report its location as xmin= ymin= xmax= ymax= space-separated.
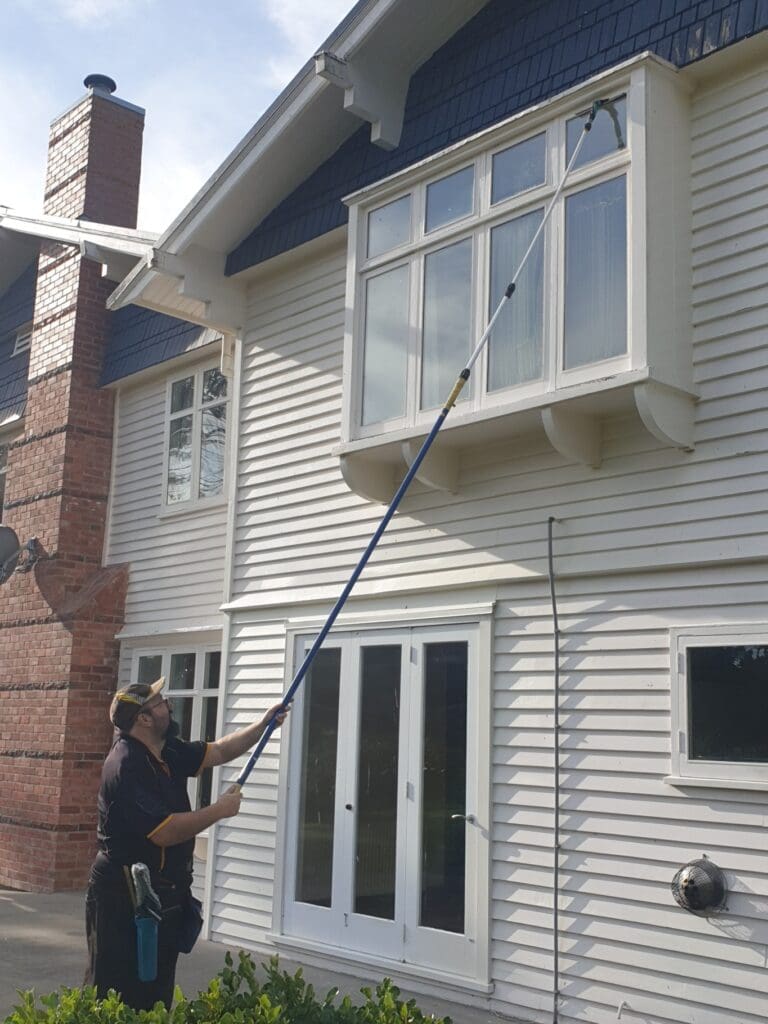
xmin=274 ymin=603 xmax=493 ymax=985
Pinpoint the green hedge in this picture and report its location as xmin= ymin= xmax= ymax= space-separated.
xmin=4 ymin=953 xmax=452 ymax=1024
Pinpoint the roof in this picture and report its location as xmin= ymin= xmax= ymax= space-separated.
xmin=227 ymin=0 xmax=768 ymax=274
xmin=0 ymin=262 xmax=35 ymax=424
xmin=101 ymin=305 xmax=219 ymax=385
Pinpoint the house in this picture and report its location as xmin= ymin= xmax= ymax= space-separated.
xmin=5 ymin=0 xmax=768 ymax=1020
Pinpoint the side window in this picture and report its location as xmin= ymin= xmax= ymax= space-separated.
xmin=166 ymin=366 xmax=228 ymax=507
xmin=135 ymin=647 xmax=221 ymax=809
xmin=672 ymin=629 xmax=768 ymax=785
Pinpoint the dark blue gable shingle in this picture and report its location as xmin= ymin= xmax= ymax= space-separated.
xmin=101 ymin=304 xmax=215 ymax=386
xmin=226 ymin=0 xmax=768 ymax=275
xmin=0 ymin=262 xmax=36 ymax=420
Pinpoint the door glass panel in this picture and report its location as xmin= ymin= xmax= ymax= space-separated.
xmin=137 ymin=655 xmax=162 ymax=685
xmin=354 ymin=645 xmax=401 ymax=920
xmin=169 ymin=652 xmax=195 ymax=690
xmin=421 ymin=238 xmax=472 ymax=410
xmin=171 ymin=695 xmax=193 ymax=741
xmin=362 ymin=266 xmax=410 ymax=425
xmin=420 ymin=641 xmax=467 ymax=933
xmin=296 ymin=648 xmax=341 ymax=907
xmin=198 ymin=696 xmax=219 ymax=808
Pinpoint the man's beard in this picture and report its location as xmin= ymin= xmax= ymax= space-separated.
xmin=163 ymin=714 xmax=181 ymax=740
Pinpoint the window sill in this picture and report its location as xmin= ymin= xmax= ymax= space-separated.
xmin=335 ymin=368 xmax=697 ymax=503
xmin=266 ymin=932 xmax=493 ymax=997
xmin=156 ymin=496 xmax=228 ymax=520
xmin=664 ymin=775 xmax=768 ymax=792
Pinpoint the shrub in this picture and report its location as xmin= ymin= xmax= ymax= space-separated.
xmin=3 ymin=953 xmax=451 ymax=1024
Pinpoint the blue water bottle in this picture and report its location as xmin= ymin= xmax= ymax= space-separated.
xmin=131 ymin=863 xmax=162 ymax=982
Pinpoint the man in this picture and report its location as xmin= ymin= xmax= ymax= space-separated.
xmin=84 ymin=676 xmax=287 ymax=1010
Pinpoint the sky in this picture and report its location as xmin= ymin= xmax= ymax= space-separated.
xmin=0 ymin=0 xmax=353 ymax=232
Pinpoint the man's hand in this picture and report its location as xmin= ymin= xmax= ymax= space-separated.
xmin=214 ymin=784 xmax=242 ymax=820
xmin=263 ymin=703 xmax=290 ymax=730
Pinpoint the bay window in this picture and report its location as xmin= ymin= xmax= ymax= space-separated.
xmin=340 ymin=58 xmax=695 ymax=498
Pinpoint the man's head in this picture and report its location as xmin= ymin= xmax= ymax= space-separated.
xmin=110 ymin=678 xmax=171 ymax=741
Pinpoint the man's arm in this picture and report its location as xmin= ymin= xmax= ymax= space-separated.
xmin=201 ymin=703 xmax=288 ymax=770
xmin=149 ymin=786 xmax=241 ymax=847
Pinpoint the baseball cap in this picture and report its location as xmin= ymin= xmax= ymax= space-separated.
xmin=109 ymin=677 xmax=166 ymax=732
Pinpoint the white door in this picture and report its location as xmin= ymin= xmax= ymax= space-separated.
xmin=283 ymin=624 xmax=485 ymax=979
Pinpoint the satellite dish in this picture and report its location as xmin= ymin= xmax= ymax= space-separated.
xmin=671 ymin=856 xmax=727 ymax=916
xmin=0 ymin=526 xmax=21 ymax=583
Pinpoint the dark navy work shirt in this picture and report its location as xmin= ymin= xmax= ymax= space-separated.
xmin=96 ymin=734 xmax=207 ymax=886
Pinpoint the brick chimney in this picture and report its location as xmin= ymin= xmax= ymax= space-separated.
xmin=0 ymin=78 xmax=144 ymax=891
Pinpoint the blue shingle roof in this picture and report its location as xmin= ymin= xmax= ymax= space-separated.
xmin=0 ymin=262 xmax=35 ymax=420
xmin=226 ymin=0 xmax=767 ymax=275
xmin=101 ymin=304 xmax=214 ymax=385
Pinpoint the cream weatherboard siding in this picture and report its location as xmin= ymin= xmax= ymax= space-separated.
xmin=105 ymin=360 xmax=228 ymax=641
xmin=207 ymin=62 xmax=768 ymax=1024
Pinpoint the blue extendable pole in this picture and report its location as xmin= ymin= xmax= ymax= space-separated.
xmin=235 ymin=102 xmax=602 ymax=789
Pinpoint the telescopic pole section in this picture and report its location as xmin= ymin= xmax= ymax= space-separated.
xmin=235 ymin=103 xmax=601 ymax=789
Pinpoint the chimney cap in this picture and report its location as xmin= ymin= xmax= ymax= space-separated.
xmin=84 ymin=74 xmax=117 ymax=95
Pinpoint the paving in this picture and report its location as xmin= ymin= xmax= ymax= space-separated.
xmin=0 ymin=888 xmax=505 ymax=1023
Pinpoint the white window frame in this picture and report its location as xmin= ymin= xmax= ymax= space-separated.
xmin=671 ymin=625 xmax=768 ymax=787
xmin=162 ymin=362 xmax=230 ymax=511
xmin=275 ymin=611 xmax=492 ymax=987
xmin=12 ymin=323 xmax=32 ymax=356
xmin=131 ymin=643 xmax=222 ymax=808
xmin=346 ymin=93 xmax=632 ymax=441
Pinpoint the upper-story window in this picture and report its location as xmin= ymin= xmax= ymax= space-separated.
xmin=349 ymin=95 xmax=629 ymax=438
xmin=165 ymin=364 xmax=229 ymax=507
xmin=339 ymin=58 xmax=694 ymax=487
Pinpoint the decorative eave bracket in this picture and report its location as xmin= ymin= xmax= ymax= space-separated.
xmin=315 ymin=51 xmax=408 ymax=150
xmin=150 ymin=245 xmax=246 ymax=335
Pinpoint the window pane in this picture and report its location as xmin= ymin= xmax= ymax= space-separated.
xmin=198 ymin=696 xmax=219 ymax=808
xmin=689 ymin=646 xmax=768 ymax=762
xmin=137 ymin=655 xmax=162 ymax=685
xmin=0 ymin=446 xmax=6 ymax=522
xmin=199 ymin=404 xmax=226 ymax=498
xmin=171 ymin=695 xmax=193 ymax=741
xmin=296 ymin=648 xmax=341 ymax=907
xmin=171 ymin=376 xmax=194 ymax=413
xmin=368 ymin=195 xmax=411 ymax=258
xmin=362 ymin=266 xmax=409 ymax=425
xmin=488 ymin=209 xmax=544 ymax=390
xmin=492 ymin=133 xmax=546 ymax=204
xmin=426 ymin=166 xmax=474 ymax=233
xmin=204 ymin=651 xmax=221 ymax=689
xmin=169 ymin=652 xmax=195 ymax=690
xmin=421 ymin=239 xmax=472 ymax=411
xmin=202 ymin=368 xmax=227 ymax=403
xmin=564 ymin=176 xmax=626 ymax=369
xmin=567 ymin=96 xmax=626 ymax=169
xmin=167 ymin=413 xmax=192 ymax=504
xmin=354 ymin=646 xmax=401 ymax=920
xmin=421 ymin=642 xmax=467 ymax=934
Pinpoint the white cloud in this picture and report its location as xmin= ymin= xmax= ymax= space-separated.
xmin=28 ymin=0 xmax=152 ymax=26
xmin=261 ymin=0 xmax=352 ymax=89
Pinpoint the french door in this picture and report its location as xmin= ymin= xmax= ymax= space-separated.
xmin=282 ymin=624 xmax=485 ymax=978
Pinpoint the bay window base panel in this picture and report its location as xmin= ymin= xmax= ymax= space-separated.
xmin=338 ymin=370 xmax=698 ymax=503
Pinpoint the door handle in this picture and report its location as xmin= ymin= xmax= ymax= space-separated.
xmin=450 ymin=813 xmax=475 ymax=824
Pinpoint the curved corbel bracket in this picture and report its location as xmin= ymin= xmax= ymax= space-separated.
xmin=541 ymin=406 xmax=601 ymax=467
xmin=634 ymin=380 xmax=695 ymax=451
xmin=339 ymin=452 xmax=396 ymax=504
xmin=401 ymin=439 xmax=459 ymax=493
